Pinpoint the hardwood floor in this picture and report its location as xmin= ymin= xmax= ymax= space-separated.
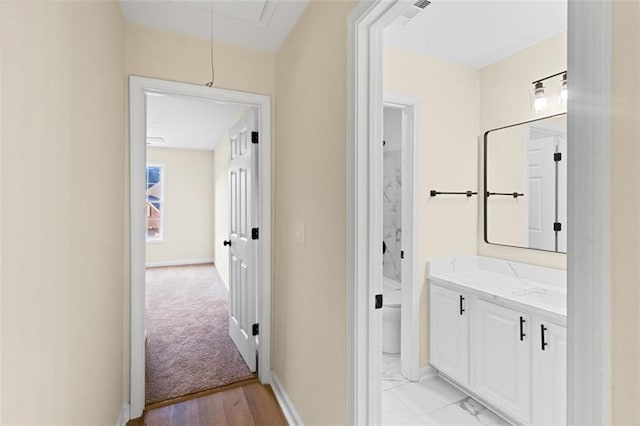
xmin=129 ymin=382 xmax=287 ymax=426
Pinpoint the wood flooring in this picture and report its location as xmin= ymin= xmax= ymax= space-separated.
xmin=129 ymin=381 xmax=287 ymax=426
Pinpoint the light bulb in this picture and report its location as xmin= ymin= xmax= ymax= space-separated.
xmin=559 ymin=72 xmax=568 ymax=105
xmin=533 ymin=82 xmax=548 ymax=112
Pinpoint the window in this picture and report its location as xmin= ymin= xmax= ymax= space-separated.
xmin=146 ymin=165 xmax=163 ymax=241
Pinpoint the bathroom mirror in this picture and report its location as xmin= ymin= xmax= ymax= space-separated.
xmin=484 ymin=113 xmax=567 ymax=253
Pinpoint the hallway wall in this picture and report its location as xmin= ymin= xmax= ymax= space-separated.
xmin=274 ymin=1 xmax=355 ymax=423
xmin=1 ymin=1 xmax=125 ymax=423
xmin=611 ymin=0 xmax=640 ymax=423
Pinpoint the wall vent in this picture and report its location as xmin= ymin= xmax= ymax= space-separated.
xmin=395 ymin=0 xmax=431 ymax=25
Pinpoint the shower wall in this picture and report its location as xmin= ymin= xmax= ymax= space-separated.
xmin=383 ymin=107 xmax=402 ymax=283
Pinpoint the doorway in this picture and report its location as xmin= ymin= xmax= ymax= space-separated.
xmin=143 ymin=95 xmax=258 ymax=406
xmin=347 ymin=0 xmax=612 ymax=425
xmin=129 ymin=77 xmax=272 ymax=419
xmin=381 ymin=93 xmax=419 ymax=386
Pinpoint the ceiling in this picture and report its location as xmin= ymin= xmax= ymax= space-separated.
xmin=146 ymin=94 xmax=243 ymax=150
xmin=384 ymin=0 xmax=567 ymax=69
xmin=120 ymin=0 xmax=309 ymax=52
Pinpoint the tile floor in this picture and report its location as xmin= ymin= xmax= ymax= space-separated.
xmin=381 ymin=355 xmax=512 ymax=426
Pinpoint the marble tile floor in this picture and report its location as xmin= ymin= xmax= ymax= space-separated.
xmin=382 ymin=354 xmax=512 ymax=426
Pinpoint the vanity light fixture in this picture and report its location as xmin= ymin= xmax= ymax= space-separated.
xmin=532 ymin=82 xmax=548 ymax=112
xmin=559 ymin=72 xmax=568 ymax=104
xmin=531 ymin=70 xmax=567 ymax=112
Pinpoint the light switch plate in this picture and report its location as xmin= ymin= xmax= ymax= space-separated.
xmin=294 ymin=222 xmax=305 ymax=246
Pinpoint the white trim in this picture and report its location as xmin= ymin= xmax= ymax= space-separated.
xmin=383 ymin=92 xmax=420 ymax=382
xmin=567 ymin=1 xmax=611 ymax=424
xmin=270 ymin=371 xmax=304 ymax=426
xmin=419 ymin=366 xmax=437 ymax=381
xmin=129 ymin=76 xmax=273 ymax=420
xmin=348 ymin=1 xmax=612 ymax=425
xmin=115 ymin=404 xmax=130 ymax=426
xmin=347 ymin=2 xmax=411 ymax=423
xmin=145 ymin=258 xmax=215 ymax=268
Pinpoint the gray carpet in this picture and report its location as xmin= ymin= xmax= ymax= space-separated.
xmin=145 ymin=264 xmax=253 ymax=405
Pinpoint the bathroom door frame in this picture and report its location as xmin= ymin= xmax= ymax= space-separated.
xmin=383 ymin=93 xmax=420 ymax=382
xmin=347 ymin=1 xmax=612 ymax=425
xmin=128 ymin=76 xmax=272 ymax=420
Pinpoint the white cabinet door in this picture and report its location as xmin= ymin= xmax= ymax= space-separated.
xmin=532 ymin=320 xmax=567 ymax=426
xmin=472 ymin=299 xmax=531 ymax=424
xmin=429 ymin=283 xmax=469 ymax=385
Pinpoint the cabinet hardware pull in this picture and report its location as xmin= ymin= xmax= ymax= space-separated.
xmin=223 ymin=240 xmax=231 ymax=247
xmin=459 ymin=295 xmax=465 ymax=315
xmin=520 ymin=316 xmax=526 ymax=341
xmin=541 ymin=324 xmax=548 ymax=351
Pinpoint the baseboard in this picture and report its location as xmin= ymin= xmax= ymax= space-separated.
xmin=420 ymin=365 xmax=437 ymax=381
xmin=116 ymin=404 xmax=130 ymax=426
xmin=146 ymin=258 xmax=214 ymax=268
xmin=270 ymin=371 xmax=304 ymax=426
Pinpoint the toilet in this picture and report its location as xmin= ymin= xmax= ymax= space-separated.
xmin=382 ymin=277 xmax=402 ymax=354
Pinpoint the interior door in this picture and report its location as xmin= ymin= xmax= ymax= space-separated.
xmin=556 ymin=135 xmax=567 ymax=252
xmin=227 ymin=109 xmax=258 ymax=372
xmin=527 ymin=135 xmax=556 ymax=251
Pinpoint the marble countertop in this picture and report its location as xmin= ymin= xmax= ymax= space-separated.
xmin=428 ymin=256 xmax=567 ymax=325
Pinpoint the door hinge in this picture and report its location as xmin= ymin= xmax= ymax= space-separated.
xmin=554 ymin=152 xmax=562 ymax=162
xmin=252 ymin=323 xmax=259 ymax=336
xmin=251 ymin=131 xmax=259 ymax=144
xmin=400 ymin=250 xmax=405 ymax=259
xmin=375 ymin=294 xmax=383 ymax=309
xmin=252 ymin=228 xmax=259 ymax=240
xmin=554 ymin=222 xmax=562 ymax=232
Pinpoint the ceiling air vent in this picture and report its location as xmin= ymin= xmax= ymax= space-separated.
xmin=395 ymin=0 xmax=431 ymax=25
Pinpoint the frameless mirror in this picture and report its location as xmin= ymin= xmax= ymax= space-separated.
xmin=484 ymin=114 xmax=567 ymax=253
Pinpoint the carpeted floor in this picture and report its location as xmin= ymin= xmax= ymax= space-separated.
xmin=145 ymin=264 xmax=254 ymax=405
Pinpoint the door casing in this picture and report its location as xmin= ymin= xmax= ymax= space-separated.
xmin=128 ymin=76 xmax=272 ymax=419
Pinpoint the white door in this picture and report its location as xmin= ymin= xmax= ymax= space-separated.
xmin=532 ymin=320 xmax=567 ymax=426
xmin=429 ymin=283 xmax=469 ymax=385
xmin=527 ymin=135 xmax=556 ymax=251
xmin=472 ymin=299 xmax=531 ymax=424
xmin=556 ymin=135 xmax=567 ymax=252
xmin=227 ymin=109 xmax=259 ymax=372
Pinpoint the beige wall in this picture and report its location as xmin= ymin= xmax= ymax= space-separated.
xmin=146 ymin=147 xmax=215 ymax=265
xmin=213 ymin=132 xmax=230 ymax=285
xmin=274 ymin=1 xmax=355 ymax=423
xmin=611 ymin=0 xmax=640 ymax=423
xmin=125 ymin=23 xmax=276 ymax=96
xmin=479 ymin=33 xmax=567 ymax=269
xmin=383 ymin=47 xmax=479 ymax=367
xmin=1 ymin=1 xmax=125 ymax=423
xmin=124 ymin=23 xmax=276 ymax=404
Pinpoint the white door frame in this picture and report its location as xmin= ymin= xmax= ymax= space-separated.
xmin=128 ymin=76 xmax=272 ymax=419
xmin=347 ymin=1 xmax=612 ymax=425
xmin=383 ymin=92 xmax=419 ymax=382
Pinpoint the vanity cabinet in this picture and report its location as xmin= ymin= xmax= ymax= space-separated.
xmin=472 ymin=299 xmax=531 ymax=424
xmin=429 ymin=284 xmax=469 ymax=385
xmin=532 ymin=319 xmax=567 ymax=426
xmin=429 ymin=280 xmax=567 ymax=426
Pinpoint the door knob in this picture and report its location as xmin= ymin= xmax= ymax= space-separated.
xmin=223 ymin=240 xmax=231 ymax=247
